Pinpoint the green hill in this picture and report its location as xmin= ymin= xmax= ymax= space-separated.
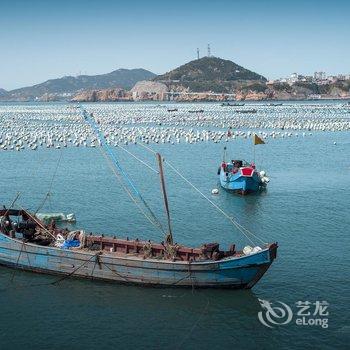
xmin=5 ymin=68 xmax=156 ymax=100
xmin=0 ymin=88 xmax=8 ymax=97
xmin=154 ymin=56 xmax=266 ymax=93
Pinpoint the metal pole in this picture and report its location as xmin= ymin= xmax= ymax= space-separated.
xmin=156 ymin=153 xmax=173 ymax=245
xmin=253 ymin=134 xmax=256 ymax=164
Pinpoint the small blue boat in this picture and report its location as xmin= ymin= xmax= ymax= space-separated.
xmin=218 ymin=159 xmax=268 ymax=195
xmin=218 ymin=137 xmax=269 ymax=195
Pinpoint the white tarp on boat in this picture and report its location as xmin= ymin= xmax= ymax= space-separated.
xmin=36 ymin=212 xmax=76 ymax=223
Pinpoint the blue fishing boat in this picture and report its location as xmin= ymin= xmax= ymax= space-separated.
xmin=218 ymin=159 xmax=267 ymax=195
xmin=0 ymin=110 xmax=278 ymax=289
xmin=218 ymin=134 xmax=269 ymax=195
xmin=0 ymin=212 xmax=277 ymax=288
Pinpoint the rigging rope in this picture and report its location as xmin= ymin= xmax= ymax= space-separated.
xmin=138 ymin=142 xmax=266 ymax=245
xmin=165 ymin=161 xmax=263 ymax=245
xmin=116 ymin=144 xmax=158 ymax=174
xmin=18 ymin=206 xmax=56 ymax=239
xmin=82 ymin=109 xmax=143 ymax=197
xmin=97 ymin=144 xmax=165 ymax=234
xmin=80 ymin=108 xmax=165 ymax=235
xmin=35 ymin=147 xmax=63 ymax=214
xmin=2 ymin=192 xmax=21 ymax=219
xmin=80 ymin=108 xmax=265 ymax=245
xmin=137 ymin=141 xmax=157 ymax=155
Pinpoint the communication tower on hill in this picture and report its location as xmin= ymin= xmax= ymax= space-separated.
xmin=207 ymin=44 xmax=211 ymax=57
xmin=197 ymin=48 xmax=200 ymax=60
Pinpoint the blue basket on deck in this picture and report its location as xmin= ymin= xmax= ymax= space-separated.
xmin=62 ymin=239 xmax=80 ymax=249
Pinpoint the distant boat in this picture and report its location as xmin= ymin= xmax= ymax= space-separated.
xmin=268 ymin=103 xmax=283 ymax=106
xmin=167 ymin=108 xmax=178 ymax=112
xmin=188 ymin=109 xmax=204 ymax=113
xmin=0 ymin=110 xmax=277 ymax=289
xmin=218 ymin=160 xmax=268 ymax=194
xmin=218 ymin=134 xmax=269 ymax=195
xmin=221 ymin=102 xmax=245 ymax=107
xmin=235 ymin=109 xmax=257 ymax=114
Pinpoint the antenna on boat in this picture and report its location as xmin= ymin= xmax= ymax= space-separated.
xmin=223 ymin=146 xmax=227 ymax=162
xmin=156 ymin=153 xmax=173 ymax=245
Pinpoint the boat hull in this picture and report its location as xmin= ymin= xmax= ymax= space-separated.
xmin=219 ymin=168 xmax=263 ymax=194
xmin=0 ymin=233 xmax=277 ymax=289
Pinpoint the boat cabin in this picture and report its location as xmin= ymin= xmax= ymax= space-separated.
xmin=221 ymin=160 xmax=255 ymax=174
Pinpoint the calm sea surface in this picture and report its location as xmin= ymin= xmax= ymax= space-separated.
xmin=0 ymin=101 xmax=349 ymax=349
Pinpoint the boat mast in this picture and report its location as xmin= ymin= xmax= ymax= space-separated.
xmin=156 ymin=153 xmax=173 ymax=245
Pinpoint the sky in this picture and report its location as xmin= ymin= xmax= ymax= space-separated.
xmin=0 ymin=0 xmax=349 ymax=90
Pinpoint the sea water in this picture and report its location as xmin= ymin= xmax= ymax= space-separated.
xmin=0 ymin=102 xmax=349 ymax=349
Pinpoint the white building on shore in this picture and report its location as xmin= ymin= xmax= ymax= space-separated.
xmin=267 ymin=71 xmax=349 ymax=85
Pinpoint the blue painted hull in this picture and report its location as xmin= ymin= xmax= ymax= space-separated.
xmin=0 ymin=233 xmax=277 ymax=289
xmin=219 ymin=168 xmax=263 ymax=194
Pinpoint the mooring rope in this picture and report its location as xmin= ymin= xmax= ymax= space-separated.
xmin=138 ymin=142 xmax=266 ymax=245
xmin=99 ymin=259 xmax=131 ymax=282
xmin=165 ymin=161 xmax=265 ymax=245
xmin=1 ymin=252 xmax=100 ymax=292
xmin=51 ymin=253 xmax=100 ymax=285
xmin=90 ymin=254 xmax=99 ymax=281
xmin=176 ymin=297 xmax=210 ymax=350
xmin=10 ymin=240 xmax=25 ymax=283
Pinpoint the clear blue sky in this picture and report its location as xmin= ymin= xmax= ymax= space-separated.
xmin=1 ymin=0 xmax=349 ymax=90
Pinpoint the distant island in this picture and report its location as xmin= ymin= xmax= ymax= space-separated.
xmin=1 ymin=69 xmax=156 ymax=102
xmin=1 ymin=57 xmax=349 ymax=102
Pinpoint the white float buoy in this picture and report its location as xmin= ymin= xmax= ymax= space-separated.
xmin=261 ymin=176 xmax=270 ymax=183
xmin=211 ymin=188 xmax=219 ymax=195
xmin=243 ymin=246 xmax=253 ymax=255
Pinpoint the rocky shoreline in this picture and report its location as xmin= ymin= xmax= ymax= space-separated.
xmin=66 ymin=79 xmax=350 ymax=102
xmin=1 ymin=81 xmax=349 ymax=103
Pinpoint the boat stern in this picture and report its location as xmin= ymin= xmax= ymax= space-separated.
xmin=219 ymin=165 xmax=263 ymax=194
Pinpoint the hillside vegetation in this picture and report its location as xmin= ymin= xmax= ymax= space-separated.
xmin=154 ymin=57 xmax=266 ymax=93
xmin=3 ymin=69 xmax=156 ymax=101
